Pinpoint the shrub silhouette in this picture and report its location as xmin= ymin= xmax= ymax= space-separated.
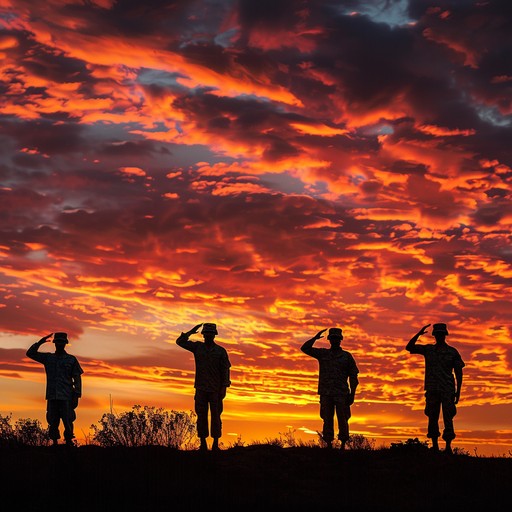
xmin=389 ymin=437 xmax=429 ymax=453
xmin=91 ymin=405 xmax=197 ymax=449
xmin=0 ymin=413 xmax=50 ymax=447
xmin=0 ymin=414 xmax=16 ymax=447
xmin=347 ymin=433 xmax=376 ymax=450
xmin=14 ymin=417 xmax=51 ymax=446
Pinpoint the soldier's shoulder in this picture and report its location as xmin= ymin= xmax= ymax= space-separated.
xmin=447 ymin=344 xmax=464 ymax=357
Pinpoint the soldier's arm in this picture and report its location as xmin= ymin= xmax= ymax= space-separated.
xmin=222 ymin=352 xmax=231 ymax=388
xmin=26 ymin=334 xmax=52 ymax=361
xmin=406 ymin=324 xmax=430 ymax=352
xmin=348 ymin=374 xmax=359 ymax=405
xmin=176 ymin=324 xmax=202 ymax=348
xmin=301 ymin=329 xmax=327 ymax=354
xmin=73 ymin=371 xmax=82 ymax=398
xmin=454 ymin=366 xmax=463 ymax=404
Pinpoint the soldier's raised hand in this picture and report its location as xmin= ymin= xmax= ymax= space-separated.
xmin=315 ymin=328 xmax=327 ymax=340
xmin=187 ymin=324 xmax=203 ymax=336
xmin=39 ymin=333 xmax=53 ymax=343
xmin=417 ymin=324 xmax=431 ymax=336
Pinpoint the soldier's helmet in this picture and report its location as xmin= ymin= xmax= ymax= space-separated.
xmin=328 ymin=327 xmax=343 ymax=339
xmin=201 ymin=323 xmax=218 ymax=335
xmin=432 ymin=323 xmax=449 ymax=335
xmin=53 ymin=332 xmax=69 ymax=344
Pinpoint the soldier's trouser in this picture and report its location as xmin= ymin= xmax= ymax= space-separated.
xmin=424 ymin=390 xmax=457 ymax=442
xmin=195 ymin=390 xmax=224 ymax=439
xmin=320 ymin=395 xmax=351 ymax=443
xmin=47 ymin=399 xmax=75 ymax=441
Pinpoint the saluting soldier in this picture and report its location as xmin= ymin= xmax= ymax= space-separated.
xmin=301 ymin=327 xmax=359 ymax=450
xmin=26 ymin=332 xmax=83 ymax=447
xmin=406 ymin=323 xmax=465 ymax=454
xmin=176 ymin=323 xmax=231 ymax=451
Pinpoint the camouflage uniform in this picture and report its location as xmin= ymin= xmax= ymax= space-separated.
xmin=176 ymin=336 xmax=231 ymax=439
xmin=301 ymin=344 xmax=359 ymax=444
xmin=27 ymin=342 xmax=83 ymax=443
xmin=408 ymin=344 xmax=465 ymax=442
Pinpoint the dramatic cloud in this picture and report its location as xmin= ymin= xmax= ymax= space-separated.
xmin=0 ymin=0 xmax=511 ymax=455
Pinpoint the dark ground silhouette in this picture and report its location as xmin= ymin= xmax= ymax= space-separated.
xmin=2 ymin=445 xmax=510 ymax=511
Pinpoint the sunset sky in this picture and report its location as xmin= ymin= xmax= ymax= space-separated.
xmin=1 ymin=0 xmax=511 ymax=456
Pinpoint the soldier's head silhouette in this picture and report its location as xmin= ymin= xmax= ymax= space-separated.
xmin=327 ymin=327 xmax=343 ymax=348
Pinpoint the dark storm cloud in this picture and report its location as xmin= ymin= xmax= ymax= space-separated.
xmin=98 ymin=139 xmax=165 ymax=158
xmin=227 ymin=4 xmax=419 ymax=121
xmin=2 ymin=27 xmax=88 ymax=80
xmin=410 ymin=1 xmax=512 ymax=120
xmin=318 ymin=17 xmax=415 ymax=104
xmin=11 ymin=152 xmax=48 ymax=169
xmin=466 ymin=125 xmax=512 ymax=167
xmin=47 ymin=0 xmax=194 ymax=39
xmin=169 ymin=91 xmax=309 ymax=159
xmin=21 ymin=42 xmax=91 ymax=85
xmin=262 ymin=136 xmax=299 ymax=160
xmin=171 ymin=90 xmax=294 ymax=131
xmin=237 ymin=0 xmax=298 ymax=29
xmin=179 ymin=43 xmax=237 ymax=74
xmin=385 ymin=157 xmax=428 ymax=176
xmin=0 ymin=187 xmax=53 ymax=230
xmin=0 ymin=117 xmax=86 ymax=155
xmin=472 ymin=200 xmax=510 ymax=226
xmin=237 ymin=0 xmax=512 ymax=170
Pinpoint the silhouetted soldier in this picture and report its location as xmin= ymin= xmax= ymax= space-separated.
xmin=26 ymin=332 xmax=83 ymax=447
xmin=406 ymin=323 xmax=465 ymax=454
xmin=301 ymin=327 xmax=359 ymax=449
xmin=176 ymin=323 xmax=231 ymax=451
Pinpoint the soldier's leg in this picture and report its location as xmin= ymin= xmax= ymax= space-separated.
xmin=320 ymin=396 xmax=335 ymax=446
xmin=46 ymin=400 xmax=61 ymax=443
xmin=441 ymin=394 xmax=457 ymax=452
xmin=62 ymin=400 xmax=75 ymax=444
xmin=425 ymin=391 xmax=441 ymax=449
xmin=335 ymin=397 xmax=351 ymax=447
xmin=210 ymin=392 xmax=223 ymax=439
xmin=194 ymin=391 xmax=209 ymax=440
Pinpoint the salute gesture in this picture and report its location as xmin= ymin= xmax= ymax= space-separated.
xmin=181 ymin=324 xmax=203 ymax=338
xmin=314 ymin=328 xmax=327 ymax=340
xmin=416 ymin=324 xmax=431 ymax=337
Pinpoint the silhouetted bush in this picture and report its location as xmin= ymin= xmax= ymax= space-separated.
xmin=91 ymin=405 xmax=197 ymax=449
xmin=453 ymin=446 xmax=471 ymax=456
xmin=389 ymin=437 xmax=429 ymax=453
xmin=15 ymin=417 xmax=51 ymax=446
xmin=347 ymin=433 xmax=376 ymax=450
xmin=0 ymin=413 xmax=50 ymax=447
xmin=0 ymin=414 xmax=16 ymax=447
